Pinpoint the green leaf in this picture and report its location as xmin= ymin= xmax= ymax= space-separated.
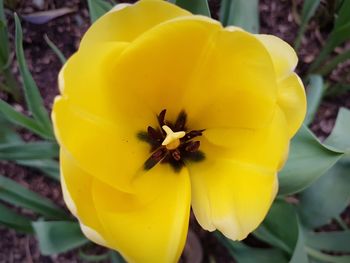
xmin=0 ymin=1 xmax=20 ymax=101
xmin=317 ymin=48 xmax=350 ymax=76
xmin=17 ymin=159 xmax=60 ymax=181
xmin=79 ymin=249 xmax=110 ymax=262
xmin=219 ymin=0 xmax=259 ymax=33
xmin=44 ymin=34 xmax=66 ymax=65
xmin=215 ymin=232 xmax=288 ymax=263
xmin=297 ymin=161 xmax=350 ymax=228
xmin=0 ymin=0 xmax=10 ymax=69
xmin=0 ymin=141 xmax=59 ymax=160
xmin=87 ymin=0 xmax=113 ymax=23
xmin=254 ymin=203 xmax=296 ymax=253
xmin=309 ymin=0 xmax=350 ymax=72
xmin=0 ymin=175 xmax=67 ymax=219
xmin=294 ymin=0 xmax=321 ymax=50
xmin=0 ymin=99 xmax=53 ymax=140
xmin=255 ymin=200 xmax=308 ymax=262
xmin=304 ymin=75 xmax=325 ymax=125
xmin=325 ymin=83 xmax=350 ymax=98
xmin=306 ymin=246 xmax=350 ymax=263
xmin=0 ymin=113 xmax=21 ymax=143
xmin=278 ymin=125 xmax=343 ymax=195
xmin=0 ymin=203 xmax=33 ymax=233
xmin=290 ymin=226 xmax=309 ymax=263
xmin=32 ymin=221 xmax=89 ymax=255
xmin=110 ymin=251 xmax=126 ymax=263
xmin=305 ymin=230 xmax=350 ymax=253
xmin=175 ymin=0 xmax=210 ymax=16
xmin=14 ymin=14 xmax=53 ymax=136
xmin=324 ymin=107 xmax=350 ymax=152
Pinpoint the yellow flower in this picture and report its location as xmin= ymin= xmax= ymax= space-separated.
xmin=52 ymin=0 xmax=306 ymax=262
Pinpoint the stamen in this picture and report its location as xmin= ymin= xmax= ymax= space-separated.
xmin=139 ymin=109 xmax=205 ymax=172
xmin=174 ymin=110 xmax=187 ymax=131
xmin=144 ymin=147 xmax=166 ymax=170
xmin=161 ymin=125 xmax=186 ymax=150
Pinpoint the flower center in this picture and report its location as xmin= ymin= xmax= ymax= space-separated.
xmin=161 ymin=125 xmax=185 ymax=150
xmin=137 ymin=109 xmax=205 ymax=172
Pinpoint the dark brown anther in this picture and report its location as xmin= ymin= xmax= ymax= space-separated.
xmin=144 ymin=147 xmax=166 ymax=170
xmin=172 ymin=149 xmax=181 ymax=161
xmin=174 ymin=110 xmax=187 ymax=131
xmin=157 ymin=109 xmax=167 ymax=127
xmin=147 ymin=126 xmax=162 ymax=141
xmin=140 ymin=109 xmax=205 ymax=172
xmin=152 ymin=147 xmax=166 ymax=159
xmin=185 ymin=141 xmax=200 ymax=152
xmin=184 ymin=129 xmax=205 ymax=141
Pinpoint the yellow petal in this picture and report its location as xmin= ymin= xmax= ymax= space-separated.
xmin=81 ymin=0 xmax=191 ymax=46
xmin=113 ymin=16 xmax=221 ymax=121
xmin=184 ymin=29 xmax=278 ymax=130
xmin=203 ymin=107 xmax=289 ymax=170
xmin=60 ymin=149 xmax=104 ymax=236
xmin=256 ymin=34 xmax=298 ymax=81
xmin=113 ymin=16 xmax=276 ymax=130
xmin=92 ymin=165 xmax=191 ymax=263
xmin=277 ymin=73 xmax=307 ymax=137
xmin=58 ymin=41 xmax=155 ymax=129
xmin=60 ymin=171 xmax=77 ymax=217
xmin=188 ymin=140 xmax=277 ymax=240
xmin=53 ymin=97 xmax=149 ymax=193
xmin=80 ymin=223 xmax=108 ymax=247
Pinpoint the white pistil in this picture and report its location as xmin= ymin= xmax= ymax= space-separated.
xmin=162 ymin=125 xmax=185 ymax=150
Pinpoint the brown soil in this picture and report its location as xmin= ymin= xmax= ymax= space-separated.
xmin=0 ymin=0 xmax=349 ymax=262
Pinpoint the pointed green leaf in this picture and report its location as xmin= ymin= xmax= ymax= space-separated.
xmin=324 ymin=107 xmax=350 ymax=152
xmin=304 ymin=75 xmax=325 ymax=125
xmin=79 ymin=250 xmax=110 ymax=262
xmin=14 ymin=14 xmax=53 ymax=135
xmin=309 ymin=0 xmax=350 ymax=72
xmin=0 ymin=113 xmax=21 ymax=143
xmin=0 ymin=175 xmax=67 ymax=219
xmin=32 ymin=221 xmax=89 ymax=255
xmin=0 ymin=99 xmax=53 ymax=139
xmin=297 ymin=160 xmax=350 ymax=228
xmin=0 ymin=141 xmax=59 ymax=160
xmin=175 ymin=0 xmax=210 ymax=16
xmin=305 ymin=230 xmax=350 ymax=253
xmin=219 ymin=0 xmax=259 ymax=33
xmin=294 ymin=0 xmax=321 ymax=50
xmin=0 ymin=0 xmax=10 ymax=68
xmin=215 ymin=232 xmax=288 ymax=263
xmin=290 ymin=227 xmax=308 ymax=263
xmin=87 ymin=0 xmax=113 ymax=23
xmin=318 ymin=48 xmax=350 ymax=76
xmin=0 ymin=203 xmax=33 ymax=233
xmin=110 ymin=251 xmax=127 ymax=263
xmin=255 ymin=200 xmax=308 ymax=262
xmin=306 ymin=246 xmax=350 ymax=263
xmin=44 ymin=34 xmax=66 ymax=65
xmin=278 ymin=125 xmax=343 ymax=195
xmin=17 ymin=159 xmax=60 ymax=181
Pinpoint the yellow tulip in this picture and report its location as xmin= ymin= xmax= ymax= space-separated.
xmin=52 ymin=0 xmax=306 ymax=262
